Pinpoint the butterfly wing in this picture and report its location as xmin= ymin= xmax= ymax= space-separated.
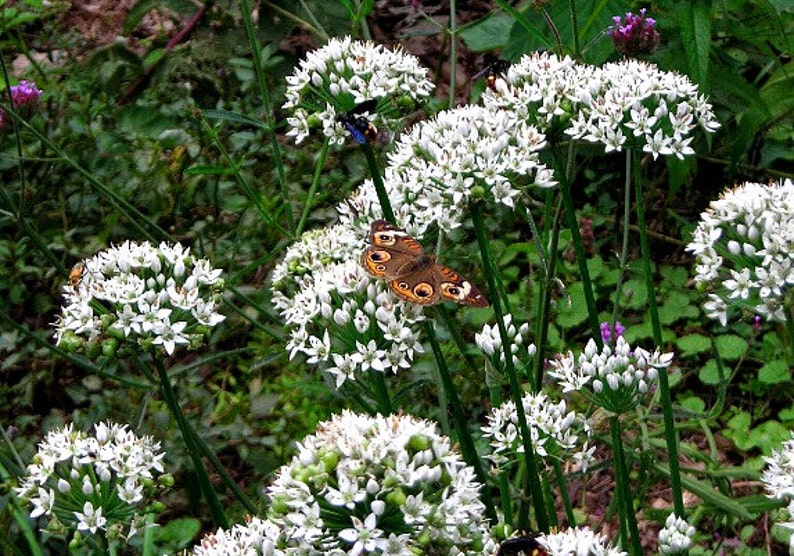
xmin=361 ymin=220 xmax=425 ymax=280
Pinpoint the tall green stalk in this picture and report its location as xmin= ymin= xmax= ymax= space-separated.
xmin=296 ymin=138 xmax=332 ymax=236
xmin=471 ymin=203 xmax=548 ymax=532
xmin=632 ymin=151 xmax=684 ymax=517
xmin=240 ymin=0 xmax=294 ymax=234
xmin=361 ymin=142 xmax=395 ymax=223
xmin=153 ymin=354 xmax=228 ymax=528
xmin=610 ymin=415 xmax=641 ymax=555
xmin=553 ymin=145 xmax=602 ymax=346
xmin=423 ymin=320 xmax=497 ymax=523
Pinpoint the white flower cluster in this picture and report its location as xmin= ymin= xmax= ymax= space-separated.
xmin=475 ymin=315 xmax=537 ymax=369
xmin=657 ymin=513 xmax=696 ymax=554
xmin=548 ymin=336 xmax=673 ymax=414
xmin=283 ymin=36 xmax=434 ymax=145
xmin=567 ymin=59 xmax=720 ymax=158
xmin=191 ymin=516 xmax=283 ymax=556
xmin=686 ymin=179 xmax=794 ymax=325
xmin=482 ymin=391 xmax=595 ymax=472
xmin=762 ymin=430 xmax=794 ymax=525
xmin=265 ymin=411 xmax=496 ymax=555
xmin=535 ymin=527 xmax=627 ymax=555
xmin=271 ymin=223 xmax=425 ymax=387
xmin=15 ymin=422 xmax=167 ymax=540
xmin=483 ymin=52 xmax=720 ymax=159
xmin=482 ymin=51 xmax=603 ymax=131
xmin=54 ymin=240 xmax=225 ymax=357
xmin=342 ymin=104 xmax=554 ymax=234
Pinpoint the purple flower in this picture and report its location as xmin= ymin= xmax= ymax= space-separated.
xmin=600 ymin=321 xmax=626 ymax=344
xmin=10 ymin=80 xmax=42 ymax=110
xmin=608 ymin=9 xmax=660 ymax=57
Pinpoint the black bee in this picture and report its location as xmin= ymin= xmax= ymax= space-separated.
xmin=473 ymin=57 xmax=510 ymax=93
xmin=497 ymin=535 xmax=547 ymax=556
xmin=337 ymin=99 xmax=379 ymax=144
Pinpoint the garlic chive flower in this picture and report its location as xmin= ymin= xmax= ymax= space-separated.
xmin=190 ymin=516 xmax=283 ymax=555
xmin=342 ymin=104 xmax=553 ymax=234
xmin=548 ymin=336 xmax=673 ymax=414
xmin=271 ymin=223 xmax=425 ymax=387
xmin=686 ymin=179 xmax=794 ymax=325
xmin=566 ymin=59 xmax=720 ymax=159
xmin=266 ymin=411 xmax=496 ymax=555
xmin=534 ymin=527 xmax=627 ymax=555
xmin=14 ymin=422 xmax=168 ymax=542
xmin=283 ymin=36 xmax=434 ymax=145
xmin=475 ymin=314 xmax=537 ymax=369
xmin=762 ymin=430 xmax=794 ymax=526
xmin=54 ymin=240 xmax=225 ymax=357
xmin=658 ymin=513 xmax=696 ymax=554
xmin=482 ymin=51 xmax=604 ymax=133
xmin=608 ymin=8 xmax=660 ymax=57
xmin=482 ymin=391 xmax=595 ymax=472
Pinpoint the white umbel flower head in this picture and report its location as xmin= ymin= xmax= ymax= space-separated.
xmin=339 ymin=104 xmax=553 ymax=235
xmin=482 ymin=391 xmax=595 ymax=472
xmin=686 ymin=179 xmax=794 ymax=326
xmin=548 ymin=336 xmax=674 ymax=414
xmin=14 ymin=422 xmax=168 ymax=542
xmin=271 ymin=222 xmax=425 ymax=387
xmin=658 ymin=513 xmax=696 ymax=554
xmin=266 ymin=411 xmax=496 ymax=554
xmin=190 ymin=515 xmax=284 ymax=555
xmin=54 ymin=241 xmax=225 ymax=357
xmin=282 ymin=36 xmax=434 ymax=145
xmin=529 ymin=526 xmax=627 ymax=555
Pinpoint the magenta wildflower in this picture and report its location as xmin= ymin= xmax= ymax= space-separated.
xmin=608 ymin=9 xmax=660 ymax=57
xmin=600 ymin=321 xmax=626 ymax=344
xmin=10 ymin=80 xmax=42 ymax=109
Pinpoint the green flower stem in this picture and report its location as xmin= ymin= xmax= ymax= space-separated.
xmin=240 ymin=0 xmax=294 ymax=233
xmin=185 ymin=418 xmax=259 ymax=515
xmin=423 ymin=320 xmax=497 ymax=523
xmin=525 ymin=198 xmax=564 ymax=391
xmin=369 ymin=369 xmax=394 ymax=415
xmin=448 ymin=0 xmax=458 ymax=111
xmin=153 ymin=354 xmax=228 ymax=529
xmin=361 ymin=141 xmax=396 ymax=223
xmin=610 ymin=152 xmax=633 ymax=341
xmin=632 ymin=150 xmax=684 ymax=517
xmin=568 ymin=0 xmax=581 ymax=58
xmin=554 ymin=146 xmax=602 ymax=346
xmin=609 ymin=415 xmax=641 ymax=555
xmin=11 ymin=115 xmax=169 ymax=243
xmin=471 ymin=203 xmax=548 ymax=532
xmin=551 ymin=457 xmax=576 ymax=526
xmin=198 ymin=115 xmax=289 ymax=238
xmin=785 ymin=305 xmax=794 ymax=360
xmin=296 ymin=138 xmax=332 ymax=236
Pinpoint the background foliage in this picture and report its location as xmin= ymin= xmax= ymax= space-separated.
xmin=0 ymin=0 xmax=792 ymax=553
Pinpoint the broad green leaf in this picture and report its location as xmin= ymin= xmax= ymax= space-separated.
xmin=459 ymin=13 xmax=515 ymax=51
xmin=698 ymin=358 xmax=719 ymax=385
xmin=677 ymin=333 xmax=711 ymax=357
xmin=758 ymin=359 xmax=791 ymax=384
xmin=679 ymin=0 xmax=713 ymax=86
xmin=714 ymin=334 xmax=748 ymax=361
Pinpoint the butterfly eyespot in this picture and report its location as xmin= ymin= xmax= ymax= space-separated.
xmin=414 ymin=284 xmax=434 ymax=298
xmin=447 ymin=286 xmax=460 ymax=295
xmin=370 ymin=251 xmax=389 ymax=262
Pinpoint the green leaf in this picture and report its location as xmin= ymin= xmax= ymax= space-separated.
xmin=758 ymin=359 xmax=791 ymax=384
xmin=203 ymin=109 xmax=271 ymax=130
xmin=679 ymin=395 xmax=706 ymax=413
xmin=677 ymin=333 xmax=711 ymax=357
xmin=714 ymin=334 xmax=748 ymax=361
xmin=658 ymin=291 xmax=699 ymax=325
xmin=459 ymin=13 xmax=515 ymax=51
xmin=555 ymin=282 xmax=588 ymax=329
xmin=679 ymin=0 xmax=713 ymax=86
xmin=698 ymin=358 xmax=719 ymax=385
